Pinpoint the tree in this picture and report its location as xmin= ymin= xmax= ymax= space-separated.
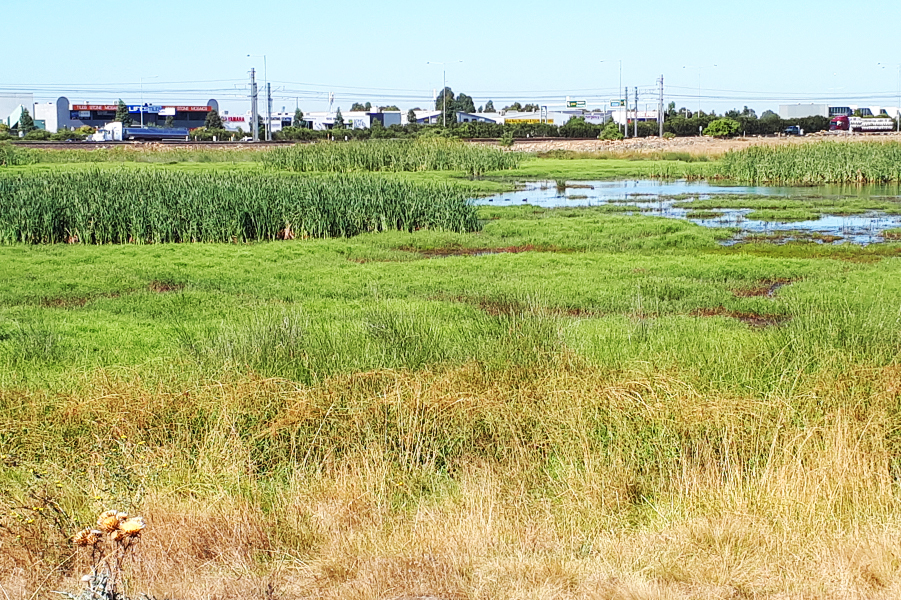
xmin=18 ymin=108 xmax=36 ymax=132
xmin=455 ymin=93 xmax=476 ymax=114
xmin=704 ymin=118 xmax=741 ymax=138
xmin=333 ymin=108 xmax=345 ymax=129
xmin=293 ymin=108 xmax=304 ymax=127
xmin=350 ymin=102 xmax=366 ymax=111
xmin=666 ymin=101 xmax=677 ymax=117
xmin=380 ymin=105 xmax=400 ymax=112
xmin=503 ymin=102 xmax=523 ymax=112
xmin=435 ymin=87 xmax=455 ymax=126
xmin=484 ymin=100 xmax=496 ymax=113
xmin=406 ymin=109 xmax=417 ymax=124
xmin=760 ymin=110 xmax=778 ymax=120
xmin=164 ymin=115 xmax=174 ymax=128
xmin=364 ymin=102 xmax=372 ymax=111
xmin=522 ymin=103 xmax=539 ymax=112
xmin=115 ymin=100 xmax=132 ymax=126
xmin=204 ymin=108 xmax=224 ymax=130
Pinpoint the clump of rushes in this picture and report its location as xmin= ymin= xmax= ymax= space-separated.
xmin=68 ymin=510 xmax=146 ymax=600
xmin=263 ymin=138 xmax=523 ymax=176
xmin=715 ymin=140 xmax=901 ymax=184
xmin=0 ymin=169 xmax=481 ymax=244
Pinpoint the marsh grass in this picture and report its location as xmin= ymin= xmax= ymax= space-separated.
xmin=0 ymin=168 xmax=481 ymax=243
xmin=716 ymin=140 xmax=901 ymax=184
xmin=264 ymin=138 xmax=523 ymax=176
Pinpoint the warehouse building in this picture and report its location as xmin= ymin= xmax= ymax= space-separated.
xmin=45 ymin=97 xmax=220 ymax=131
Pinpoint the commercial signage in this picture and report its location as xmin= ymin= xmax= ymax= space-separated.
xmin=610 ymin=100 xmax=625 ymax=107
xmin=566 ymin=100 xmax=586 ymax=108
xmin=225 ymin=116 xmax=247 ymax=122
xmin=72 ymin=104 xmax=118 ymax=111
xmin=507 ymin=118 xmax=553 ymax=124
xmin=170 ymin=106 xmax=212 ymax=112
xmin=127 ymin=105 xmax=162 ymax=114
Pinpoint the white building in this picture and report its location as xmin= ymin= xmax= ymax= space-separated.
xmin=301 ymin=110 xmax=403 ymax=130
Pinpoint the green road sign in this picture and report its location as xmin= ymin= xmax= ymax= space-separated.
xmin=566 ymin=100 xmax=587 ymax=108
xmin=610 ymin=100 xmax=625 ymax=107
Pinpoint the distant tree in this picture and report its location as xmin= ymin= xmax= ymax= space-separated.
xmin=504 ymin=102 xmax=523 ymax=112
xmin=364 ymin=101 xmax=372 ymax=111
xmin=18 ymin=107 xmax=36 ymax=132
xmin=455 ymin=93 xmax=476 ymax=113
xmin=477 ymin=105 xmax=483 ymax=113
xmin=380 ymin=105 xmax=400 ymax=112
xmin=293 ymin=107 xmax=304 ymax=127
xmin=741 ymin=106 xmax=757 ymax=118
xmin=115 ymin=100 xmax=132 ymax=126
xmin=435 ymin=87 xmax=455 ymax=126
xmin=204 ymin=108 xmax=224 ymax=130
xmin=350 ymin=102 xmax=366 ymax=111
xmin=164 ymin=115 xmax=174 ymax=128
xmin=522 ymin=103 xmax=539 ymax=112
xmin=666 ymin=101 xmax=677 ymax=117
xmin=406 ymin=108 xmax=417 ymax=124
xmin=333 ymin=108 xmax=345 ymax=129
xmin=484 ymin=100 xmax=496 ymax=113
xmin=760 ymin=110 xmax=779 ymax=120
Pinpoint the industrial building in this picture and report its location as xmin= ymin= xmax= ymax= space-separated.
xmin=779 ymin=103 xmax=900 ymax=119
xmin=301 ymin=110 xmax=403 ymax=130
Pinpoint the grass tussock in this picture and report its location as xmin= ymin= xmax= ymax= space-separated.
xmin=3 ymin=362 xmax=901 ymax=599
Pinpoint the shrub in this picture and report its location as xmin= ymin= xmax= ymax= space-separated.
xmin=599 ymin=121 xmax=624 ymax=140
xmin=704 ymin=118 xmax=741 ymax=138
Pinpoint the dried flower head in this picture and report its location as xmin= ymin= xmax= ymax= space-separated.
xmin=73 ymin=528 xmax=100 ymax=547
xmin=97 ymin=510 xmax=120 ymax=533
xmin=119 ymin=516 xmax=145 ymax=537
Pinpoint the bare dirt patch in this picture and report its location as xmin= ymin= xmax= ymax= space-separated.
xmin=149 ymin=280 xmax=186 ymax=293
xmin=694 ymin=307 xmax=789 ymax=328
xmin=731 ymin=279 xmax=793 ymax=298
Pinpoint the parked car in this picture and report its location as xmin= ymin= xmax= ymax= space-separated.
xmin=784 ymin=125 xmax=803 ymax=136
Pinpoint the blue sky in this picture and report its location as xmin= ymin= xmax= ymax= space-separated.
xmin=4 ymin=0 xmax=901 ymax=116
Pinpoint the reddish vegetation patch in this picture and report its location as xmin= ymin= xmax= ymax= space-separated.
xmin=149 ymin=280 xmax=185 ymax=293
xmin=731 ymin=278 xmax=793 ymax=298
xmin=400 ymin=245 xmax=564 ymax=258
xmin=444 ymin=295 xmax=593 ymax=317
xmin=40 ymin=295 xmax=91 ymax=308
xmin=694 ymin=306 xmax=789 ymax=328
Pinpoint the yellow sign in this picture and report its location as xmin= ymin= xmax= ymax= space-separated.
xmin=507 ymin=118 xmax=553 ymax=124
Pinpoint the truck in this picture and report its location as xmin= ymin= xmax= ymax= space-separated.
xmin=829 ymin=115 xmax=895 ymax=133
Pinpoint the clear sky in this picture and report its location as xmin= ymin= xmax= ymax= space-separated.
xmin=4 ymin=0 xmax=901 ymax=116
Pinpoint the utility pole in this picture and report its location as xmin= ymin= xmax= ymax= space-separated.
xmin=634 ymin=86 xmax=638 ymax=138
xmin=624 ymin=87 xmax=629 ymax=138
xmin=658 ymin=75 xmax=664 ymax=137
xmin=250 ymin=68 xmax=259 ymax=142
xmin=266 ymin=82 xmax=272 ymax=141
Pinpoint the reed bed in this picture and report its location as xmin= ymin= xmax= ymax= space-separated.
xmin=0 ymin=143 xmax=268 ymax=166
xmin=263 ymin=138 xmax=524 ymax=176
xmin=716 ymin=140 xmax=901 ymax=184
xmin=0 ymin=169 xmax=480 ymax=244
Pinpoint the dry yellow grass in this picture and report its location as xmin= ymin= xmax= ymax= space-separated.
xmin=2 ymin=363 xmax=901 ymax=599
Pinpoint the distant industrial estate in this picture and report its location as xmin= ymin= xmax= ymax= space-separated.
xmin=2 ymin=90 xmax=900 ymax=140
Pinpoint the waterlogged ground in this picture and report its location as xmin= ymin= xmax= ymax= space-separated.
xmin=474 ymin=180 xmax=901 ymax=244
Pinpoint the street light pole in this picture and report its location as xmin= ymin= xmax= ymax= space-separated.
xmin=683 ymin=65 xmax=717 ymax=119
xmin=427 ymin=60 xmax=462 ymax=127
xmin=139 ymin=75 xmax=158 ymax=127
xmin=248 ymin=54 xmax=268 ymax=140
xmin=879 ymin=62 xmax=901 ymax=132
